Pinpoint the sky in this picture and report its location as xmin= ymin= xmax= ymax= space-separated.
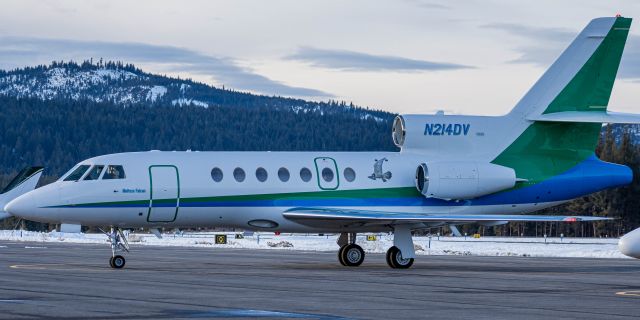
xmin=1 ymin=0 xmax=640 ymax=115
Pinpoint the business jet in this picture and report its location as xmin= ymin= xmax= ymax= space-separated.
xmin=5 ymin=16 xmax=640 ymax=269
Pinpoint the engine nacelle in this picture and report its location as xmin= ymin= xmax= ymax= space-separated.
xmin=415 ymin=162 xmax=516 ymax=200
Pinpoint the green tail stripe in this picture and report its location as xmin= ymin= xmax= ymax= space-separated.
xmin=493 ymin=17 xmax=631 ymax=183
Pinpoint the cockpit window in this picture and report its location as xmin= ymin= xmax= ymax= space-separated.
xmin=103 ymin=165 xmax=126 ymax=180
xmin=63 ymin=165 xmax=91 ymax=181
xmin=84 ymin=165 xmax=105 ymax=180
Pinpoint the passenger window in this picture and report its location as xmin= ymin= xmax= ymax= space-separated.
xmin=344 ymin=167 xmax=356 ymax=182
xmin=63 ymin=165 xmax=91 ymax=181
xmin=278 ymin=167 xmax=290 ymax=182
xmin=300 ymin=167 xmax=312 ymax=182
xmin=84 ymin=165 xmax=105 ymax=180
xmin=211 ymin=167 xmax=223 ymax=182
xmin=256 ymin=167 xmax=268 ymax=182
xmin=321 ymin=167 xmax=334 ymax=182
xmin=103 ymin=165 xmax=126 ymax=180
xmin=233 ymin=168 xmax=246 ymax=182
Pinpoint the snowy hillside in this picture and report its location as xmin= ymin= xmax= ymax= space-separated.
xmin=0 ymin=60 xmax=389 ymax=121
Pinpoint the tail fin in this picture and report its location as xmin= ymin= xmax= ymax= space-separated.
xmin=0 ymin=167 xmax=43 ymax=219
xmin=510 ymin=17 xmax=630 ymax=117
xmin=493 ymin=17 xmax=632 ymax=182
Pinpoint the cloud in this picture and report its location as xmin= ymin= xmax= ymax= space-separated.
xmin=482 ymin=23 xmax=574 ymax=66
xmin=403 ymin=0 xmax=450 ymax=10
xmin=0 ymin=36 xmax=332 ymax=98
xmin=482 ymin=23 xmax=640 ymax=80
xmin=287 ymin=47 xmax=472 ymax=72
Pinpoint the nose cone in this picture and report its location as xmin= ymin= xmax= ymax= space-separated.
xmin=5 ymin=192 xmax=40 ymax=220
xmin=619 ymin=227 xmax=640 ymax=259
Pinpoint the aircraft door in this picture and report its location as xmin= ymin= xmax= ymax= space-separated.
xmin=314 ymin=157 xmax=339 ymax=190
xmin=148 ymin=165 xmax=180 ymax=223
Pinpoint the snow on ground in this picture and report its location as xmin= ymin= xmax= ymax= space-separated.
xmin=0 ymin=230 xmax=629 ymax=259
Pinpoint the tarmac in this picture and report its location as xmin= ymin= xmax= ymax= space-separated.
xmin=0 ymin=240 xmax=639 ymax=319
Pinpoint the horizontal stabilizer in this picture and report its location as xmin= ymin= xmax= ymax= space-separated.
xmin=283 ymin=207 xmax=613 ymax=228
xmin=528 ymin=111 xmax=640 ymax=124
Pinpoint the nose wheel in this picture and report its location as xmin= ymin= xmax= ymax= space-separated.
xmin=109 ymin=255 xmax=126 ymax=269
xmin=101 ymin=227 xmax=130 ymax=269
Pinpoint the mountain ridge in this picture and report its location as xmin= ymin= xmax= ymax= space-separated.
xmin=0 ymin=60 xmax=388 ymax=122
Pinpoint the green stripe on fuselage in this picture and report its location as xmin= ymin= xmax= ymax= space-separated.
xmin=48 ymin=187 xmax=421 ymax=208
xmin=182 ymin=187 xmax=418 ymax=203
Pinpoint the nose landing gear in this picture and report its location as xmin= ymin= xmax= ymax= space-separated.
xmin=101 ymin=227 xmax=129 ymax=269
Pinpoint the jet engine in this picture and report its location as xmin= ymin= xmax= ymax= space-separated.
xmin=415 ymin=162 xmax=516 ymax=200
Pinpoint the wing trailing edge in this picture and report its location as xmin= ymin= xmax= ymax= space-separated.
xmin=283 ymin=207 xmax=613 ymax=226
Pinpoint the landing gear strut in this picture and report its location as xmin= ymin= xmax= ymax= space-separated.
xmin=101 ymin=227 xmax=129 ymax=269
xmin=337 ymin=233 xmax=365 ymax=266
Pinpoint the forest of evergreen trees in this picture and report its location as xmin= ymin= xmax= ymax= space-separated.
xmin=0 ymin=96 xmax=395 ymax=177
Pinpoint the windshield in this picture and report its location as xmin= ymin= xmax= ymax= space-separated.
xmin=63 ymin=165 xmax=91 ymax=181
xmin=84 ymin=165 xmax=105 ymax=180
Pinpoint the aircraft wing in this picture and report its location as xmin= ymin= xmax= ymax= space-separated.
xmin=282 ymin=207 xmax=613 ymax=228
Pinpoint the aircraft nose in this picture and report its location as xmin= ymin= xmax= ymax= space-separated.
xmin=619 ymin=227 xmax=640 ymax=259
xmin=4 ymin=193 xmax=38 ymax=219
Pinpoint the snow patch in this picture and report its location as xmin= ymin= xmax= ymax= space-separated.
xmin=172 ymin=98 xmax=209 ymax=108
xmin=146 ymin=85 xmax=167 ymax=102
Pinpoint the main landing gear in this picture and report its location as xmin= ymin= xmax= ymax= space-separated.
xmin=101 ymin=227 xmax=129 ymax=269
xmin=337 ymin=233 xmax=365 ymax=266
xmin=386 ymin=246 xmax=414 ymax=269
xmin=336 ymin=226 xmax=416 ymax=269
xmin=386 ymin=225 xmax=415 ymax=269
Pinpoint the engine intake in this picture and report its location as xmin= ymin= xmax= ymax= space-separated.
xmin=415 ymin=162 xmax=516 ymax=200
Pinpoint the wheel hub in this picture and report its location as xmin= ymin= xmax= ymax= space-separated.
xmin=347 ymin=248 xmax=361 ymax=263
xmin=395 ymin=252 xmax=411 ymax=266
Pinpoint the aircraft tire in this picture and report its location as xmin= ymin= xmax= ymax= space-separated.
xmin=109 ymin=256 xmax=115 ymax=268
xmin=111 ymin=255 xmax=126 ymax=269
xmin=386 ymin=246 xmax=414 ymax=269
xmin=385 ymin=247 xmax=397 ymax=268
xmin=337 ymin=245 xmax=347 ymax=266
xmin=341 ymin=244 xmax=365 ymax=267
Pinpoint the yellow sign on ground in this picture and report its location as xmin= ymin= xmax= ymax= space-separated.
xmin=473 ymin=234 xmax=481 ymax=239
xmin=215 ymin=234 xmax=228 ymax=244
xmin=367 ymin=235 xmax=377 ymax=241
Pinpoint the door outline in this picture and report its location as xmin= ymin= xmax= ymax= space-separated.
xmin=147 ymin=165 xmax=180 ymax=223
xmin=314 ymin=157 xmax=340 ymax=190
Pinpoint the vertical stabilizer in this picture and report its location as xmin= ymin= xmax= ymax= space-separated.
xmin=509 ymin=17 xmax=630 ymax=118
xmin=493 ymin=17 xmax=631 ymax=182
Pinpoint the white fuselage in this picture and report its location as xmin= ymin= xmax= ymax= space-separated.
xmin=10 ymin=151 xmax=559 ymax=233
